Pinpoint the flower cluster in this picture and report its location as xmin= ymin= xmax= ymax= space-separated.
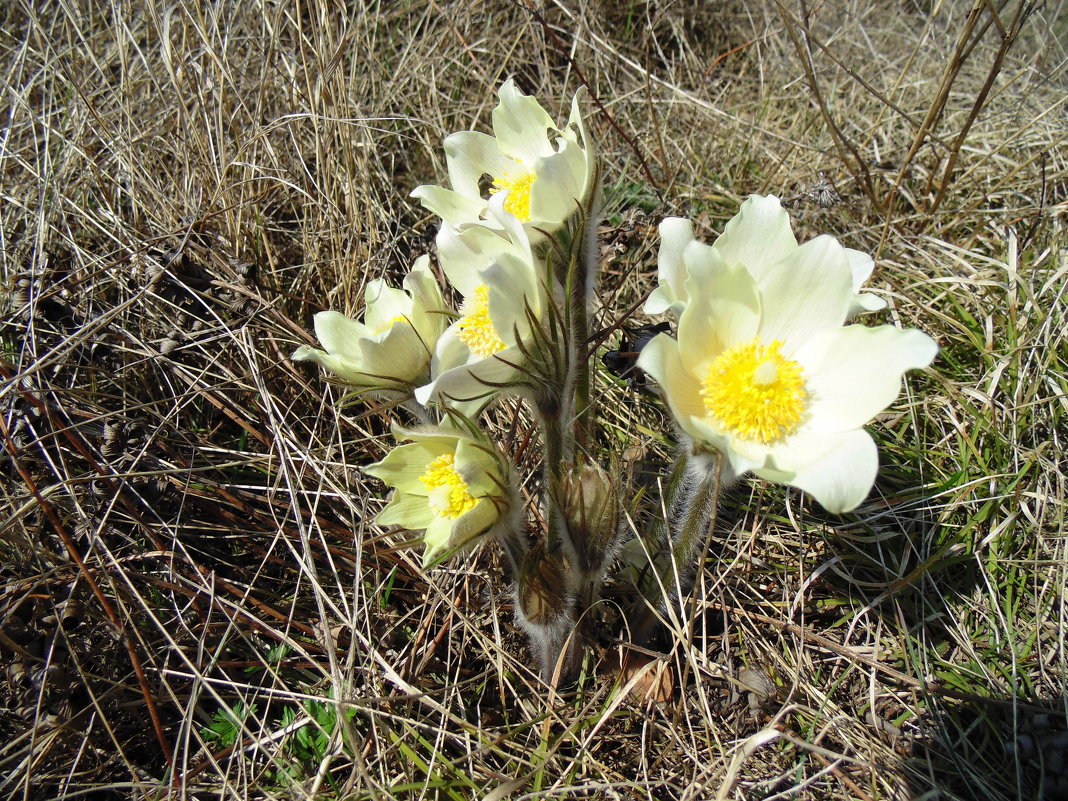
xmin=293 ymin=80 xmax=596 ymax=575
xmin=293 ymin=79 xmax=937 ymax=682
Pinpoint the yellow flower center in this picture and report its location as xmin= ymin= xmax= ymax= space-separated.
xmin=701 ymin=338 xmax=807 ymax=444
xmin=456 ymin=285 xmax=506 ymax=358
xmin=490 ymin=165 xmax=537 ymax=222
xmin=420 ymin=453 xmax=479 ymax=519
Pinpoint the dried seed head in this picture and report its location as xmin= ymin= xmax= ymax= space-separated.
xmin=516 ymin=542 xmax=572 ymax=628
xmin=560 ymin=462 xmax=623 ymax=576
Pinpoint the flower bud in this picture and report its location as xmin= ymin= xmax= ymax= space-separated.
xmin=560 ymin=462 xmax=622 ymax=579
xmin=514 ymin=541 xmax=578 ymax=681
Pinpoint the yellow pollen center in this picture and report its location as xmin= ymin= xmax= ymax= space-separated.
xmin=700 ymin=338 xmax=807 ymax=444
xmin=490 ymin=166 xmax=537 ymax=222
xmin=419 ymin=453 xmax=479 ymax=519
xmin=456 ymin=285 xmax=506 ymax=358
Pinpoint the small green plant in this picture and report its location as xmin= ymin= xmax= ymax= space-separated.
xmin=271 ymin=688 xmax=358 ymax=786
xmin=201 ymin=701 xmax=258 ymax=748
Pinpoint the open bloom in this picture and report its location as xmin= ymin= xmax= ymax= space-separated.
xmin=292 ymin=256 xmax=448 ymax=395
xmin=637 ymin=230 xmax=937 ymax=513
xmin=411 ymin=79 xmax=594 ymax=241
xmin=415 ymin=199 xmax=549 ymax=406
xmin=364 ymin=426 xmax=515 ymax=566
xmin=644 ymin=195 xmax=886 ymax=318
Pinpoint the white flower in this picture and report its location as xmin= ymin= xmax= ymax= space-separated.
xmin=415 ymin=200 xmax=548 ymax=406
xmin=364 ymin=426 xmax=514 ymax=566
xmin=644 ymin=195 xmax=886 ymax=318
xmin=411 ymin=79 xmax=594 ymax=241
xmin=637 ymin=230 xmax=937 ymax=513
xmin=292 ymin=255 xmax=448 ymax=394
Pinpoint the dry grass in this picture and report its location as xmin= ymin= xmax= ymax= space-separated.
xmin=1 ymin=0 xmax=1066 ymax=799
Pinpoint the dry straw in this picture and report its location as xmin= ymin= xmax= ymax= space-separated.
xmin=1 ymin=1 xmax=1065 ymax=799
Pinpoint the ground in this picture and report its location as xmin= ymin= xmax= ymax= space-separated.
xmin=1 ymin=1 xmax=1066 ymax=799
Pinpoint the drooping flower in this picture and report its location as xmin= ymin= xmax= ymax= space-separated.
xmin=644 ymin=195 xmax=886 ymax=318
xmin=411 ymin=79 xmax=595 ymax=241
xmin=363 ymin=426 xmax=516 ymax=566
xmin=637 ymin=228 xmax=937 ymax=513
xmin=414 ymin=198 xmax=549 ymax=406
xmin=292 ymin=256 xmax=448 ymax=395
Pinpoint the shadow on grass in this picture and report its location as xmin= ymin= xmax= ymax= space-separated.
xmin=907 ymin=695 xmax=1068 ymax=801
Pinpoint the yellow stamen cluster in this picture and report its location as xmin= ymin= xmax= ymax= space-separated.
xmin=491 ymin=167 xmax=537 ymax=222
xmin=420 ymin=453 xmax=478 ymax=519
xmin=701 ymin=338 xmax=807 ymax=444
xmin=457 ymin=285 xmax=506 ymax=358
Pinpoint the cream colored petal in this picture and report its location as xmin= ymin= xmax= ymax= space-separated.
xmin=643 ymin=286 xmax=676 ymax=317
xmin=677 ymin=258 xmax=759 ymax=374
xmin=437 ymin=201 xmax=536 ymax=295
xmin=364 ymin=440 xmax=446 ymax=492
xmin=436 ymin=224 xmax=510 ymax=295
xmin=492 ymin=79 xmax=557 ymax=160
xmin=528 ymin=138 xmax=587 ymax=226
xmin=402 ymin=256 xmax=450 ymax=346
xmin=484 ymin=255 xmax=541 ymax=347
xmin=363 ymin=280 xmax=411 ymax=332
xmin=795 ymin=324 xmax=938 ymax=433
xmin=757 ymin=235 xmax=853 ymax=350
xmin=312 ymin=311 xmax=373 ymax=361
xmin=454 ymin=436 xmax=505 ymax=496
xmin=443 ymin=131 xmax=513 ymax=198
xmin=420 ymin=516 xmax=456 ymax=566
xmin=643 ymin=217 xmax=695 ymax=315
xmin=416 ymin=326 xmax=468 ymax=405
xmin=843 ymin=249 xmax=887 ymax=313
xmin=410 ymin=184 xmax=488 ymax=228
xmin=757 ymin=428 xmax=878 ymax=513
xmin=416 ymin=337 xmax=522 ymax=406
xmin=421 ymin=500 xmax=499 ymax=566
xmin=637 ymin=334 xmax=708 ymax=441
xmin=687 ymin=416 xmax=762 ymax=474
xmin=566 ymin=86 xmax=596 ymax=200
xmin=356 ymin=322 xmax=428 ymax=385
xmin=849 ymin=293 xmax=888 ymax=314
xmin=376 ymin=491 xmax=433 ymax=530
xmin=291 ymin=346 xmax=370 ymax=387
xmin=713 ymin=194 xmax=797 ymax=280
xmin=844 ymin=248 xmax=875 ymax=289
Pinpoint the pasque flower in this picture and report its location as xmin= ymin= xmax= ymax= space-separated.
xmin=292 ymin=256 xmax=448 ymax=394
xmin=411 ymin=79 xmax=594 ymax=240
xmin=637 ymin=228 xmax=937 ymax=513
xmin=644 ymin=195 xmax=886 ymax=318
xmin=415 ymin=198 xmax=549 ymax=406
xmin=364 ymin=426 xmax=515 ymax=566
